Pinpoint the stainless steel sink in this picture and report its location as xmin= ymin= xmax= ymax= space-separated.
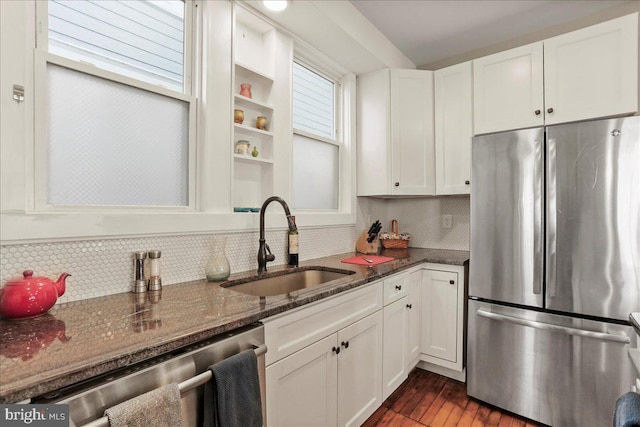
xmin=221 ymin=267 xmax=355 ymax=297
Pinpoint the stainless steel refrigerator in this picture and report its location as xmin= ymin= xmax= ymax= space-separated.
xmin=468 ymin=116 xmax=640 ymax=426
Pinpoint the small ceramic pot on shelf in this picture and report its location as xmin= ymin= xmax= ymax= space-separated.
xmin=239 ymin=83 xmax=252 ymax=98
xmin=256 ymin=116 xmax=267 ymax=130
xmin=234 ymin=109 xmax=244 ymax=124
xmin=235 ymin=140 xmax=251 ymax=155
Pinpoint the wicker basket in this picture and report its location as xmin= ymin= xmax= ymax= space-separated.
xmin=381 ymin=219 xmax=409 ymax=249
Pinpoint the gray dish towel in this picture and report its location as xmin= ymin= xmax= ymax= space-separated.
xmin=204 ymin=349 xmax=263 ymax=427
xmin=615 ymin=392 xmax=640 ymax=427
xmin=104 ymin=382 xmax=182 ymax=427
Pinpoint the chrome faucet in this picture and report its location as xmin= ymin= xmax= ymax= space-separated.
xmin=258 ymin=196 xmax=297 ymax=274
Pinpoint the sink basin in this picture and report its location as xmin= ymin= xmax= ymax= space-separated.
xmin=221 ymin=267 xmax=355 ymax=297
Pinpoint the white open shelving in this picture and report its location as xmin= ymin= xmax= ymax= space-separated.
xmin=232 ymin=6 xmax=277 ymax=211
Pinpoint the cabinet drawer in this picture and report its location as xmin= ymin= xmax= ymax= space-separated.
xmin=383 ymin=274 xmax=407 ymax=305
xmin=263 ymin=283 xmax=383 ymax=365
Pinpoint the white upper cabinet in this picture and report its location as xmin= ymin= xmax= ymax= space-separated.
xmin=434 ymin=62 xmax=473 ymax=195
xmin=544 ymin=13 xmax=638 ymax=125
xmin=473 ymin=13 xmax=638 ymax=135
xmin=357 ymin=69 xmax=435 ymax=196
xmin=473 ymin=43 xmax=544 ymax=135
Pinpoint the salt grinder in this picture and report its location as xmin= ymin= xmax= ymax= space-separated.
xmin=133 ymin=251 xmax=147 ymax=293
xmin=147 ymin=250 xmax=162 ymax=291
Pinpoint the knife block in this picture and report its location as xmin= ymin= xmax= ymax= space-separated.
xmin=355 ymin=230 xmax=379 ymax=254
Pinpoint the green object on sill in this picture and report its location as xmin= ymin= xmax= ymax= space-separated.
xmin=234 ymin=207 xmax=260 ymax=213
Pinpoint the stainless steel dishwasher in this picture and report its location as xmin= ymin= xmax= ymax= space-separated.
xmin=35 ymin=324 xmax=266 ymax=427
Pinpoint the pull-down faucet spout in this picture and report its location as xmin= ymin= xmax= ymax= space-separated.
xmin=258 ymin=196 xmax=297 ymax=274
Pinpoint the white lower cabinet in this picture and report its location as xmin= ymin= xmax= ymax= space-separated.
xmin=405 ymin=270 xmax=421 ymax=368
xmin=266 ymin=334 xmax=338 ymax=427
xmin=266 ymin=311 xmax=383 ymax=427
xmin=382 ymin=296 xmax=408 ymax=400
xmin=264 ymin=283 xmax=383 ymax=427
xmin=264 ymin=262 xmax=467 ymax=425
xmin=381 ymin=269 xmax=422 ymax=400
xmin=337 ymin=311 xmax=383 ymax=427
xmin=420 ymin=264 xmax=466 ymax=375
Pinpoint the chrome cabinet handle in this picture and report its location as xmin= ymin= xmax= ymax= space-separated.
xmin=477 ymin=309 xmax=630 ymax=344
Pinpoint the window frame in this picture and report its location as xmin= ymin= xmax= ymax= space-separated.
xmin=33 ymin=0 xmax=197 ymax=212
xmin=291 ymin=49 xmax=355 ymax=217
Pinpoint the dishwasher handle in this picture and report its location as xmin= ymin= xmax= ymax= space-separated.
xmin=477 ymin=309 xmax=630 ymax=344
xmin=81 ymin=344 xmax=267 ymax=427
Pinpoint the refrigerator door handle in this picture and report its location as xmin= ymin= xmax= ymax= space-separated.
xmin=476 ymin=309 xmax=630 ymax=344
xmin=546 ymin=138 xmax=557 ymax=298
xmin=533 ymin=138 xmax=543 ymax=295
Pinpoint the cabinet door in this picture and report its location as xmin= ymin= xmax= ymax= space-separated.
xmin=390 ymin=69 xmax=435 ymax=195
xmin=382 ymin=296 xmax=408 ymax=400
xmin=405 ymin=270 xmax=421 ymax=368
xmin=422 ymin=270 xmax=458 ymax=363
xmin=266 ymin=335 xmax=338 ymax=427
xmin=337 ymin=311 xmax=383 ymax=427
xmin=435 ymin=62 xmax=473 ymax=195
xmin=544 ymin=13 xmax=638 ymax=125
xmin=473 ymin=42 xmax=544 ymax=134
xmin=357 ymin=69 xmax=392 ymax=196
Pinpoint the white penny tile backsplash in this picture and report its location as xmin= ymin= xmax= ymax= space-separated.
xmin=0 ymin=197 xmax=469 ymax=303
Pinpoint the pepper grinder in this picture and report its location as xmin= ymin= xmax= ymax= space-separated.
xmin=132 ymin=251 xmax=148 ymax=293
xmin=147 ymin=250 xmax=162 ymax=291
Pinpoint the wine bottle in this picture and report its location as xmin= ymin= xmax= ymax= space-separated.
xmin=288 ymin=216 xmax=299 ymax=267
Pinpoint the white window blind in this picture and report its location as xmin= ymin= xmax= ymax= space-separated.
xmin=292 ymin=134 xmax=339 ymax=210
xmin=48 ymin=0 xmax=185 ymax=92
xmin=292 ymin=62 xmax=335 ymax=139
xmin=46 ymin=63 xmax=189 ymax=207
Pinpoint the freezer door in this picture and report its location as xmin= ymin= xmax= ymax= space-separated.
xmin=467 ymin=300 xmax=634 ymax=427
xmin=470 ymin=127 xmax=544 ymax=307
xmin=546 ymin=116 xmax=640 ymax=320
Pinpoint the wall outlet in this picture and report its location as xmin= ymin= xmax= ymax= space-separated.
xmin=442 ymin=214 xmax=453 ymax=229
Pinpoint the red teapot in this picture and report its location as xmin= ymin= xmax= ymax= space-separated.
xmin=0 ymin=270 xmax=70 ymax=319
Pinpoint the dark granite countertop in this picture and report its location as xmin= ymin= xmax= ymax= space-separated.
xmin=0 ymin=248 xmax=468 ymax=403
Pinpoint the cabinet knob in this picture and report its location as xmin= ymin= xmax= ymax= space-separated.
xmin=395 ymin=285 xmax=402 ymax=291
xmin=465 ymin=180 xmax=470 ymax=185
xmin=341 ymin=341 xmax=349 ymax=349
xmin=547 ymin=107 xmax=554 ymax=114
xmin=394 ymin=182 xmax=400 ymax=187
xmin=332 ymin=346 xmax=340 ymax=354
xmin=534 ymin=109 xmax=541 ymax=116
xmin=449 ymin=280 xmax=455 ymax=285
xmin=406 ymin=304 xmax=412 ymax=309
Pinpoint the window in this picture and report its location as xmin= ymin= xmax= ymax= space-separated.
xmin=47 ymin=0 xmax=186 ymax=92
xmin=36 ymin=0 xmax=195 ymax=209
xmin=292 ymin=61 xmax=340 ymax=210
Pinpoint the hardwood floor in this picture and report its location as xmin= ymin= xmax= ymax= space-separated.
xmin=363 ymin=368 xmax=545 ymax=427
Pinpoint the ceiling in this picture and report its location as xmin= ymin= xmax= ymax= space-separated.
xmin=350 ymin=0 xmax=633 ymax=67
